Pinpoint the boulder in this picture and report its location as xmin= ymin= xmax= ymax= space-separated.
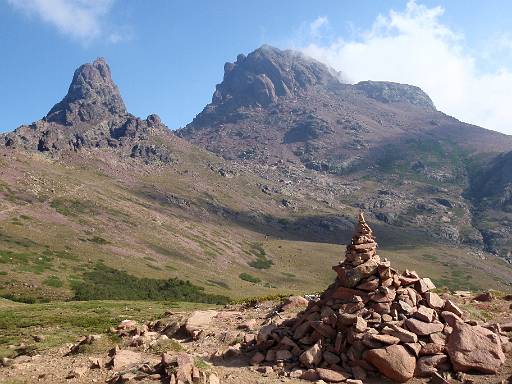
xmin=108 ymin=349 xmax=142 ymax=370
xmin=275 ymin=350 xmax=292 ymax=361
xmin=209 ymin=373 xmax=220 ymax=384
xmin=473 ymin=291 xmax=494 ymax=302
xmin=257 ymin=324 xmax=277 ymax=343
xmin=175 ymin=353 xmax=194 ymax=383
xmin=443 ymin=300 xmax=463 ymax=318
xmin=414 ymin=305 xmax=435 ymax=323
xmin=365 ymin=345 xmax=416 ymax=383
xmin=416 ymin=278 xmax=436 ymax=293
xmin=424 ymin=292 xmax=445 ymax=310
xmin=250 ymin=352 xmax=265 ymax=365
xmin=405 ymin=318 xmax=444 ymax=336
xmin=501 ymin=322 xmax=512 ymax=332
xmin=282 ymin=296 xmax=309 ymax=310
xmin=440 ymin=311 xmax=462 ymax=327
xmin=415 ymin=354 xmax=450 ymax=377
xmin=381 ymin=324 xmax=418 ymax=343
xmin=333 ymin=259 xmax=379 ymax=288
xmin=316 ymin=368 xmax=347 ymax=382
xmin=446 ymin=322 xmax=505 ymax=374
xmin=185 ymin=310 xmax=219 ymax=339
xmin=299 ymin=342 xmax=322 ymax=367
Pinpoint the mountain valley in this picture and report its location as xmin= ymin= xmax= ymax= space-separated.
xmin=0 ymin=46 xmax=511 ymax=304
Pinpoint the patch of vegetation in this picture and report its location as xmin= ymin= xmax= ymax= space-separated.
xmin=71 ymin=334 xmax=120 ymax=355
xmin=247 ymin=242 xmax=273 ymax=269
xmin=0 ymin=271 xmax=7 ymax=276
xmin=150 ymin=338 xmax=185 ymax=354
xmin=206 ymin=279 xmax=230 ymax=289
xmin=239 ymin=273 xmax=261 ymax=284
xmin=87 ymin=236 xmax=109 ymax=245
xmin=194 ymin=356 xmax=211 ymax=370
xmin=71 ymin=264 xmax=229 ymax=304
xmin=422 ymin=254 xmax=438 ymax=262
xmin=281 ymin=272 xmax=296 ymax=278
xmin=0 ymin=294 xmax=50 ymax=304
xmin=147 ymin=243 xmax=190 ymax=261
xmin=42 ymin=249 xmax=78 ymax=261
xmin=249 ymin=258 xmax=273 ymax=269
xmin=432 ymin=266 xmax=480 ymax=291
xmin=43 ymin=275 xmax=63 ymax=288
xmin=146 ymin=263 xmax=162 ymax=271
xmin=0 ymin=300 xmax=215 ymax=359
xmin=231 ymin=293 xmax=291 ymax=305
xmin=50 ymin=198 xmax=97 ymax=217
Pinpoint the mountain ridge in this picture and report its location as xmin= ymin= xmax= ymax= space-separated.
xmin=0 ymin=46 xmax=511 ymax=304
xmin=179 ymin=45 xmax=512 ymax=263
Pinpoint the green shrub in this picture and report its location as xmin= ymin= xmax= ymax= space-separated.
xmin=206 ymin=279 xmax=230 ymax=289
xmin=150 ymin=338 xmax=184 ymax=354
xmin=0 ymin=294 xmax=49 ymax=304
xmin=70 ymin=264 xmax=229 ymax=304
xmin=248 ymin=242 xmax=273 ymax=269
xmin=249 ymin=258 xmax=273 ymax=269
xmin=43 ymin=275 xmax=63 ymax=288
xmin=239 ymin=273 xmax=261 ymax=284
xmin=50 ymin=198 xmax=97 ymax=217
xmin=87 ymin=236 xmax=109 ymax=245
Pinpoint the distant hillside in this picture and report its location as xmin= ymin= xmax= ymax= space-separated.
xmin=0 ymin=52 xmax=510 ymax=303
xmin=179 ymin=45 xmax=512 ymax=265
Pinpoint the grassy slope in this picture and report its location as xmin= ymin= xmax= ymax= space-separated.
xmin=0 ymin=143 xmax=510 ymax=304
xmin=0 ymin=298 xmax=216 ymax=359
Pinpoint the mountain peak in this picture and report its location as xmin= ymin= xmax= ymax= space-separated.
xmin=212 ymin=45 xmax=342 ymax=107
xmin=45 ymin=57 xmax=127 ymax=125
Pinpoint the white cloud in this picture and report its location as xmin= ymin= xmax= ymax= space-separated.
xmin=7 ymin=0 xmax=125 ymax=43
xmin=299 ymin=1 xmax=512 ymax=135
xmin=309 ymin=16 xmax=328 ymax=38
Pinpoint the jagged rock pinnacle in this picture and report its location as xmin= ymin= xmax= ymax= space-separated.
xmin=4 ymin=58 xmax=171 ymax=156
xmin=45 ymin=57 xmax=127 ymax=125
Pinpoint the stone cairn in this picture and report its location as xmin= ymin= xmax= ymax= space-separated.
xmin=252 ymin=212 xmax=507 ymax=383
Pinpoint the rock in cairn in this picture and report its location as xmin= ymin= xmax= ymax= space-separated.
xmin=252 ymin=212 xmax=507 ymax=383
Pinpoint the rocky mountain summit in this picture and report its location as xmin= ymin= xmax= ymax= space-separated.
xmin=3 ymin=58 xmax=173 ymax=162
xmin=211 ymin=45 xmax=343 ymax=108
xmin=46 ymin=57 xmax=127 ymax=126
xmin=179 ymin=45 xmax=512 ymax=263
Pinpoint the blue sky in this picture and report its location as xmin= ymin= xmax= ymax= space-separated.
xmin=2 ymin=1 xmax=512 ymax=133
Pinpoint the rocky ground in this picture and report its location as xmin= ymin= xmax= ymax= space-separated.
xmin=0 ymin=292 xmax=511 ymax=384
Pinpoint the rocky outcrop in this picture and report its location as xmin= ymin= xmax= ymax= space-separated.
xmin=3 ymin=58 xmax=173 ymax=161
xmin=354 ymin=81 xmax=435 ymax=110
xmin=250 ymin=212 xmax=507 ymax=382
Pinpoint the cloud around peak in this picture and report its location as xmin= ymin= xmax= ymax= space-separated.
xmin=298 ymin=1 xmax=512 ymax=135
